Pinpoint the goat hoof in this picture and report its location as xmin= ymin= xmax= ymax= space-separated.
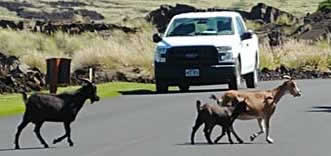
xmin=53 ymin=140 xmax=58 ymax=144
xmin=44 ymin=144 xmax=49 ymax=148
xmin=14 ymin=145 xmax=20 ymax=150
xmin=69 ymin=142 xmax=74 ymax=147
xmin=250 ymin=136 xmax=255 ymax=141
xmin=238 ymin=140 xmax=244 ymax=144
xmin=266 ymin=138 xmax=274 ymax=144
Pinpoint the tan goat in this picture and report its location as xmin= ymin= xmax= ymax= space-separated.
xmin=210 ymin=76 xmax=301 ymax=144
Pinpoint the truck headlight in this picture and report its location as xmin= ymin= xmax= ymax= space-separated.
xmin=155 ymin=47 xmax=167 ymax=63
xmin=216 ymin=46 xmax=234 ymax=62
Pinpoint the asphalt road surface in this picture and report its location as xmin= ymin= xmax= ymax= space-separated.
xmin=0 ymin=79 xmax=331 ymax=156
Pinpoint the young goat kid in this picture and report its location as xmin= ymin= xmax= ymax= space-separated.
xmin=14 ymin=78 xmax=100 ymax=149
xmin=191 ymin=98 xmax=246 ymax=145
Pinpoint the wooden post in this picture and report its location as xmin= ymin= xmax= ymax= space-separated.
xmin=49 ymin=58 xmax=60 ymax=94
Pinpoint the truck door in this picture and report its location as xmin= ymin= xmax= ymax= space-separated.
xmin=235 ymin=17 xmax=255 ymax=74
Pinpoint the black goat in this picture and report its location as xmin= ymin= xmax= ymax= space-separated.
xmin=14 ymin=79 xmax=100 ymax=149
xmin=190 ymin=98 xmax=246 ymax=144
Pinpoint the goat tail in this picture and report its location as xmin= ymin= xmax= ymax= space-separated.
xmin=209 ymin=94 xmax=222 ymax=105
xmin=21 ymin=92 xmax=28 ymax=104
xmin=196 ymin=100 xmax=202 ymax=113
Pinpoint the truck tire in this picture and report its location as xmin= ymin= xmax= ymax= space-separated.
xmin=228 ymin=59 xmax=241 ymax=90
xmin=156 ymin=81 xmax=168 ymax=93
xmin=245 ymin=55 xmax=258 ymax=88
xmin=245 ymin=69 xmax=258 ymax=88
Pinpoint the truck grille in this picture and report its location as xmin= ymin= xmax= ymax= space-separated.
xmin=166 ymin=46 xmax=218 ymax=65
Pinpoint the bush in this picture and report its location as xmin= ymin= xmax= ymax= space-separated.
xmin=318 ymin=0 xmax=331 ymax=11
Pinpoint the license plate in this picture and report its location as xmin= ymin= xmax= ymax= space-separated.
xmin=185 ymin=69 xmax=199 ymax=77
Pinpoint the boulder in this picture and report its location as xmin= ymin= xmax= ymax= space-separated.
xmin=145 ymin=4 xmax=197 ymax=33
xmin=0 ymin=52 xmax=45 ymax=94
xmin=293 ymin=8 xmax=331 ymax=41
xmin=250 ymin=3 xmax=299 ymax=25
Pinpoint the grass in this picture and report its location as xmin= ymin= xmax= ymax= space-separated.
xmin=0 ymin=82 xmax=155 ymax=117
xmin=259 ymin=39 xmax=331 ymax=71
xmin=0 ymin=18 xmax=156 ymax=75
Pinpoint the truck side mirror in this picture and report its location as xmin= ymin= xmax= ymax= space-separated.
xmin=241 ymin=32 xmax=252 ymax=40
xmin=152 ymin=33 xmax=162 ymax=43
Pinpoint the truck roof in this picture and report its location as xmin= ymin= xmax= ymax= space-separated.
xmin=172 ymin=11 xmax=241 ymax=19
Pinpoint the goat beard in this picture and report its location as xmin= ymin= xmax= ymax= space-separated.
xmin=89 ymin=97 xmax=100 ymax=104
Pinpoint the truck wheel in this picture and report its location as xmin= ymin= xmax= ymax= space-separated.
xmin=228 ymin=60 xmax=241 ymax=90
xmin=245 ymin=69 xmax=258 ymax=88
xmin=245 ymin=55 xmax=259 ymax=88
xmin=179 ymin=84 xmax=189 ymax=92
xmin=156 ymin=81 xmax=168 ymax=93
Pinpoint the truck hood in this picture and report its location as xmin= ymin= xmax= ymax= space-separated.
xmin=157 ymin=35 xmax=240 ymax=48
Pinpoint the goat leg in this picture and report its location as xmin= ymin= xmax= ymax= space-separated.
xmin=229 ymin=126 xmax=243 ymax=144
xmin=34 ymin=122 xmax=49 ymax=148
xmin=14 ymin=120 xmax=30 ymax=149
xmin=214 ymin=127 xmax=226 ymax=144
xmin=53 ymin=123 xmax=74 ymax=146
xmin=250 ymin=118 xmax=265 ymax=141
xmin=191 ymin=119 xmax=203 ymax=145
xmin=203 ymin=124 xmax=214 ymax=144
xmin=64 ymin=122 xmax=74 ymax=146
xmin=53 ymin=134 xmax=67 ymax=144
xmin=226 ymin=128 xmax=234 ymax=144
xmin=53 ymin=123 xmax=69 ymax=145
xmin=265 ymin=116 xmax=274 ymax=144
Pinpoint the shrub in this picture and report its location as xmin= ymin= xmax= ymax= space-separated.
xmin=318 ymin=0 xmax=331 ymax=11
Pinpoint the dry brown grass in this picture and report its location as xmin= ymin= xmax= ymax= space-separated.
xmin=260 ymin=40 xmax=331 ymax=71
xmin=0 ymin=19 xmax=156 ymax=75
xmin=71 ymin=29 xmax=155 ymax=74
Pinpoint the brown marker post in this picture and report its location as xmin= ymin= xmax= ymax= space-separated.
xmin=46 ymin=58 xmax=71 ymax=94
xmin=46 ymin=58 xmax=60 ymax=94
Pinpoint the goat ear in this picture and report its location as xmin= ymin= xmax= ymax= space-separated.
xmin=78 ymin=78 xmax=92 ymax=85
xmin=283 ymin=75 xmax=292 ymax=80
xmin=235 ymin=96 xmax=245 ymax=102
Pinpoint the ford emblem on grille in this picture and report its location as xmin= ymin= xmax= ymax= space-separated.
xmin=185 ymin=53 xmax=198 ymax=59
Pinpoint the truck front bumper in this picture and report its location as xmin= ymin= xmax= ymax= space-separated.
xmin=154 ymin=63 xmax=236 ymax=86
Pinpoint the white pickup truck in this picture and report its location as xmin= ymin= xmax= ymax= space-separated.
xmin=153 ymin=11 xmax=259 ymax=92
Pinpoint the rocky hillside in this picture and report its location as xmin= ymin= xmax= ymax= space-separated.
xmin=146 ymin=3 xmax=331 ymax=46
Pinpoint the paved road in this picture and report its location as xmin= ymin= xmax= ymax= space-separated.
xmin=0 ymin=79 xmax=331 ymax=156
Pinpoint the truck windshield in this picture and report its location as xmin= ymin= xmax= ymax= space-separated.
xmin=166 ymin=17 xmax=234 ymax=37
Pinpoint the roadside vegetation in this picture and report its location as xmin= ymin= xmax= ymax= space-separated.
xmin=1 ymin=19 xmax=331 ymax=77
xmin=0 ymin=19 xmax=155 ymax=76
xmin=260 ymin=40 xmax=331 ymax=71
xmin=318 ymin=0 xmax=331 ymax=11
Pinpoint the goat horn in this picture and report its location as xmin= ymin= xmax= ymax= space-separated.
xmin=78 ymin=78 xmax=91 ymax=84
xmin=283 ymin=75 xmax=292 ymax=80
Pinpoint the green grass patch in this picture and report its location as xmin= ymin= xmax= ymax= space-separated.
xmin=0 ymin=82 xmax=155 ymax=117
